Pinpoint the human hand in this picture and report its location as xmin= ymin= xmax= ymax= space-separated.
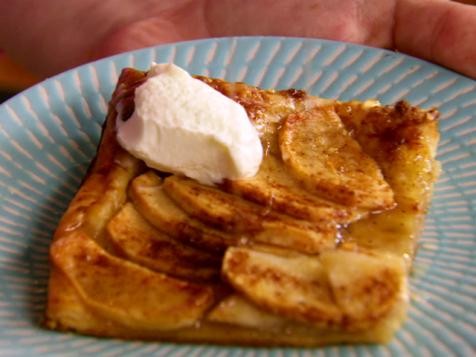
xmin=0 ymin=0 xmax=475 ymax=79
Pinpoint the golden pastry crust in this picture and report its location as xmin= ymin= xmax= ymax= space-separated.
xmin=45 ymin=68 xmax=439 ymax=346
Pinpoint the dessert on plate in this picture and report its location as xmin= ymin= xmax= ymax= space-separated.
xmin=45 ymin=63 xmax=440 ymax=346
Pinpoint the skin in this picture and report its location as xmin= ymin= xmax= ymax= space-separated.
xmin=0 ymin=0 xmax=475 ymax=79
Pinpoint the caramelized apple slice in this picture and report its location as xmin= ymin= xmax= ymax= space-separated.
xmin=258 ymin=219 xmax=336 ymax=254
xmin=164 ymin=175 xmax=336 ymax=254
xmin=279 ymin=107 xmax=394 ymax=210
xmin=163 ymin=175 xmax=263 ymax=232
xmin=320 ymin=250 xmax=407 ymax=327
xmin=222 ymin=247 xmax=342 ymax=327
xmin=107 ymin=203 xmax=220 ymax=281
xmin=207 ymin=294 xmax=286 ymax=330
xmin=224 ymin=155 xmax=361 ymax=224
xmin=129 ymin=172 xmax=238 ymax=252
xmin=222 ymin=247 xmax=406 ymax=330
xmin=50 ymin=233 xmax=215 ymax=330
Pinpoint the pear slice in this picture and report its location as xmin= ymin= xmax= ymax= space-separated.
xmin=107 ymin=203 xmax=220 ymax=281
xmin=222 ymin=247 xmax=342 ymax=327
xmin=163 ymin=175 xmax=336 ymax=254
xmin=279 ymin=107 xmax=394 ymax=210
xmin=50 ymin=233 xmax=215 ymax=330
xmin=129 ymin=172 xmax=238 ymax=252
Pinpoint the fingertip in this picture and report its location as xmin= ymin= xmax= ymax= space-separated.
xmin=395 ymin=0 xmax=476 ymax=79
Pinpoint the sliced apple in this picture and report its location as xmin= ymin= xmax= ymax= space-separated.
xmin=106 ymin=203 xmax=220 ymax=281
xmin=279 ymin=107 xmax=394 ymax=210
xmin=222 ymin=247 xmax=342 ymax=327
xmin=50 ymin=232 xmax=215 ymax=330
xmin=256 ymin=218 xmax=336 ymax=254
xmin=163 ymin=175 xmax=263 ymax=232
xmin=129 ymin=172 xmax=238 ymax=252
xmin=207 ymin=294 xmax=286 ymax=330
xmin=222 ymin=246 xmax=406 ymax=330
xmin=224 ymin=155 xmax=361 ymax=224
xmin=320 ymin=249 xmax=406 ymax=328
xmin=164 ymin=175 xmax=336 ymax=254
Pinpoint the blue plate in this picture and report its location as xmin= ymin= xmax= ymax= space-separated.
xmin=0 ymin=37 xmax=475 ymax=356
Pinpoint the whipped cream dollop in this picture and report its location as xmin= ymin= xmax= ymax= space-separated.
xmin=117 ymin=63 xmax=263 ymax=185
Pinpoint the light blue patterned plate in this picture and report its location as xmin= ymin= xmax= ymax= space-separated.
xmin=0 ymin=37 xmax=475 ymax=356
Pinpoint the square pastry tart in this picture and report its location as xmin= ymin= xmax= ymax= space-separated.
xmin=45 ymin=67 xmax=440 ymax=346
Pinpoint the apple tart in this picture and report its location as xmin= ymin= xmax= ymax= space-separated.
xmin=45 ymin=68 xmax=440 ymax=346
